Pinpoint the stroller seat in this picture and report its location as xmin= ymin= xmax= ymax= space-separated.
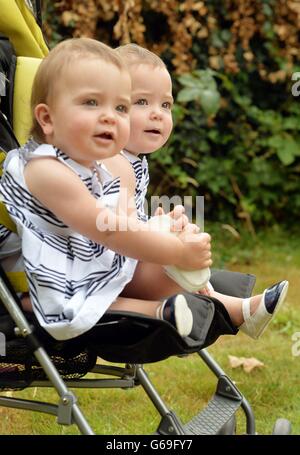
xmin=0 ymin=303 xmax=204 ymax=392
xmin=0 ymin=256 xmax=257 ymax=435
xmin=0 ymin=273 xmax=291 ymax=436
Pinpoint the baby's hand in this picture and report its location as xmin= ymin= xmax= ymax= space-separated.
xmin=154 ymin=205 xmax=189 ymax=233
xmin=176 ymin=227 xmax=212 ymax=270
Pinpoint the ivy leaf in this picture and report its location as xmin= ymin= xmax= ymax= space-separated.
xmin=177 ymin=69 xmax=221 ymax=116
xmin=177 ymin=87 xmax=220 ymax=116
xmin=199 ymin=89 xmax=220 ymax=117
xmin=282 ymin=117 xmax=300 ymax=131
xmin=268 ymin=135 xmax=300 ymax=165
xmin=277 ymin=146 xmax=296 ymax=166
xmin=177 ymin=87 xmax=202 ymax=103
xmin=177 ymin=73 xmax=198 ymax=88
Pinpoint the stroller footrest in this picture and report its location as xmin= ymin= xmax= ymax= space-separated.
xmin=184 ymin=394 xmax=242 ymax=435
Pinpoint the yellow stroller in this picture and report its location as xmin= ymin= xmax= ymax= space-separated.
xmin=0 ymin=0 xmax=291 ymax=435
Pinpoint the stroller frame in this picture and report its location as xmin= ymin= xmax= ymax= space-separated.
xmin=0 ymin=264 xmax=256 ymax=435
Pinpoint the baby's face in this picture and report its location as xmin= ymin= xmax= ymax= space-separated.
xmin=37 ymin=57 xmax=131 ymax=167
xmin=126 ymin=64 xmax=173 ymax=155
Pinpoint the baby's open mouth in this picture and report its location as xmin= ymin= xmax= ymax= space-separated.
xmin=95 ymin=132 xmax=114 ymax=140
xmin=144 ymin=129 xmax=161 ymax=135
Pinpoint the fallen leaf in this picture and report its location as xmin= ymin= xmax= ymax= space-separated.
xmin=228 ymin=355 xmax=264 ymax=373
xmin=228 ymin=355 xmax=245 ymax=368
xmin=243 ymin=357 xmax=264 ymax=373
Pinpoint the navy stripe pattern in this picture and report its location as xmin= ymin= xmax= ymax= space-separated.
xmin=123 ymin=151 xmax=150 ymax=223
xmin=0 ymin=141 xmax=137 ymax=340
xmin=0 ymin=225 xmax=11 ymax=247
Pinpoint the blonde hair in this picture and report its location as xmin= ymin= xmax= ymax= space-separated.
xmin=115 ymin=43 xmax=166 ymax=69
xmin=30 ymin=38 xmax=125 ymax=143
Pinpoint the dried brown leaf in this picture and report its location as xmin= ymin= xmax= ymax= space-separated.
xmin=228 ymin=355 xmax=264 ymax=373
xmin=228 ymin=355 xmax=245 ymax=368
xmin=61 ymin=11 xmax=78 ymax=26
xmin=243 ymin=357 xmax=265 ymax=373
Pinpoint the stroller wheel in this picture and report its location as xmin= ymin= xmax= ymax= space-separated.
xmin=272 ymin=418 xmax=292 ymax=435
xmin=217 ymin=415 xmax=236 ymax=435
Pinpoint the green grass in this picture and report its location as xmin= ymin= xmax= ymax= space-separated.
xmin=1 ymin=225 xmax=300 ymax=435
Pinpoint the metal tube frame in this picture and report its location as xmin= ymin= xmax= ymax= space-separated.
xmin=198 ymin=349 xmax=256 ymax=434
xmin=0 ymin=277 xmax=94 ymax=435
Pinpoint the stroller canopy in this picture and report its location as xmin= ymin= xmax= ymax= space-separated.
xmin=0 ymin=0 xmax=48 ymax=58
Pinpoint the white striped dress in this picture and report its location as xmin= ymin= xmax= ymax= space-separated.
xmin=0 ymin=140 xmax=139 ymax=340
xmin=121 ymin=150 xmax=150 ymax=222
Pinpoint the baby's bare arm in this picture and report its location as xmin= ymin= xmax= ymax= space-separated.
xmin=24 ymin=158 xmax=199 ymax=267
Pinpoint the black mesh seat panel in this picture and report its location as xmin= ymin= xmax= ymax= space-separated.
xmin=0 ymin=313 xmax=97 ymax=390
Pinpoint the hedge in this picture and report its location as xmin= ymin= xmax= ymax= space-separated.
xmin=43 ymin=0 xmax=300 ymax=229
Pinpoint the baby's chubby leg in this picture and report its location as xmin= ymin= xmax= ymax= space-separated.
xmin=109 ymin=296 xmax=162 ymax=316
xmin=212 ymin=281 xmax=288 ymax=339
xmin=121 ymin=261 xmax=184 ymax=300
xmin=194 ymin=288 xmax=264 ymax=327
xmin=109 ymin=295 xmax=200 ymax=338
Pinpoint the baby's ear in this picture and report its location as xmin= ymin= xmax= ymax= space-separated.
xmin=34 ymin=103 xmax=53 ymax=136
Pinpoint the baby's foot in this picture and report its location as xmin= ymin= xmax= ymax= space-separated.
xmin=158 ymin=293 xmax=214 ymax=340
xmin=158 ymin=295 xmax=193 ymax=337
xmin=239 ymin=281 xmax=289 ymax=339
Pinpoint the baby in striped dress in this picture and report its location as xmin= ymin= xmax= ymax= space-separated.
xmin=0 ymin=37 xmax=223 ymax=342
xmin=103 ymin=43 xmax=289 ymax=341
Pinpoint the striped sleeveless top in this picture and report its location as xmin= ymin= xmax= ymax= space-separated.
xmin=0 ymin=140 xmax=138 ymax=340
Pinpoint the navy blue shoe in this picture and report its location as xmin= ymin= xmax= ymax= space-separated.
xmin=161 ymin=295 xmax=193 ymax=337
xmin=239 ymin=280 xmax=289 ymax=339
xmin=162 ymin=293 xmax=214 ymax=341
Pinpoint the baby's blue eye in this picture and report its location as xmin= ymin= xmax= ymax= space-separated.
xmin=85 ymin=99 xmax=98 ymax=106
xmin=135 ymin=98 xmax=148 ymax=105
xmin=162 ymin=101 xmax=172 ymax=109
xmin=116 ymin=105 xmax=128 ymax=113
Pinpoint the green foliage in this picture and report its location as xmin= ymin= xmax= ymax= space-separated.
xmin=148 ymin=68 xmax=300 ymax=227
xmin=43 ymin=0 xmax=300 ymax=228
xmin=177 ymin=70 xmax=221 ymax=117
